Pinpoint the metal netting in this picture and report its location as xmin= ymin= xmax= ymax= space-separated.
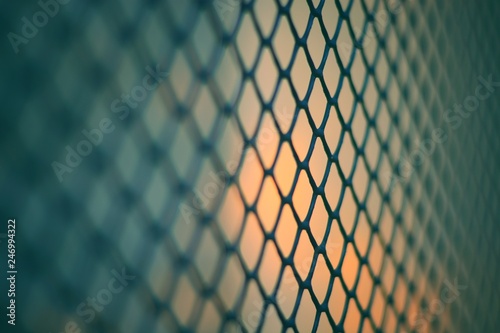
xmin=1 ymin=0 xmax=500 ymax=332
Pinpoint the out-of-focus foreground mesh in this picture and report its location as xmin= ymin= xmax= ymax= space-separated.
xmin=1 ymin=0 xmax=500 ymax=332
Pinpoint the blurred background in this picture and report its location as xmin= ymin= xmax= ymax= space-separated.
xmin=0 ymin=0 xmax=499 ymax=332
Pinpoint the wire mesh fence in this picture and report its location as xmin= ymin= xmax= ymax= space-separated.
xmin=1 ymin=0 xmax=500 ymax=332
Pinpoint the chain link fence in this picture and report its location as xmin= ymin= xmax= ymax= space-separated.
xmin=1 ymin=0 xmax=500 ymax=332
